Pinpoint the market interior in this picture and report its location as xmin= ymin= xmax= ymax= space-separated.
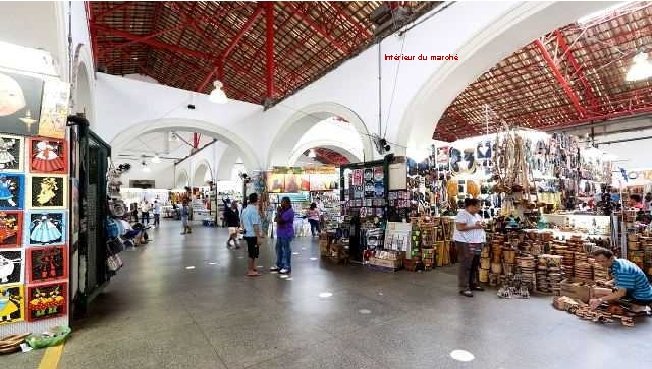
xmin=1 ymin=1 xmax=652 ymax=368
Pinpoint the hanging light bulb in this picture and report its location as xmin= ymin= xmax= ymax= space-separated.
xmin=151 ymin=154 xmax=161 ymax=164
xmin=308 ymin=149 xmax=317 ymax=158
xmin=209 ymin=80 xmax=228 ymax=104
xmin=626 ymin=51 xmax=652 ymax=82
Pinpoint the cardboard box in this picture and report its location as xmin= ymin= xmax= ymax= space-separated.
xmin=560 ymin=278 xmax=592 ymax=303
xmin=369 ymin=257 xmax=402 ymax=269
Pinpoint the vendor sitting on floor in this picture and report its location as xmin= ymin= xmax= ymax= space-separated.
xmin=589 ymin=248 xmax=652 ymax=313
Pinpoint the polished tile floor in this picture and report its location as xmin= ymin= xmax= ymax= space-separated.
xmin=6 ymin=219 xmax=651 ymax=369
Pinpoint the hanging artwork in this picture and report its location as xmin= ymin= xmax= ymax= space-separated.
xmin=26 ymin=245 xmax=66 ymax=283
xmin=0 ymin=134 xmax=23 ymax=172
xmin=26 ymin=282 xmax=67 ymax=322
xmin=0 ymin=173 xmax=24 ymax=210
xmin=0 ymin=249 xmax=23 ymax=285
xmin=25 ymin=211 xmax=66 ymax=246
xmin=284 ymin=174 xmax=300 ymax=193
xmin=268 ymin=173 xmax=284 ymax=193
xmin=28 ymin=137 xmax=67 ymax=174
xmin=38 ymin=79 xmax=70 ymax=139
xmin=27 ymin=174 xmax=67 ymax=209
xmin=0 ymin=68 xmax=44 ymax=136
xmin=0 ymin=211 xmax=22 ymax=248
xmin=0 ymin=284 xmax=24 ymax=324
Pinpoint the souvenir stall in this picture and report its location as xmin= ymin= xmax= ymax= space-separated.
xmin=266 ymin=167 xmax=340 ymax=237
xmin=0 ymin=42 xmax=73 ymax=342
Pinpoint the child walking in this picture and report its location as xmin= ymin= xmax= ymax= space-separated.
xmin=180 ymin=200 xmax=192 ymax=234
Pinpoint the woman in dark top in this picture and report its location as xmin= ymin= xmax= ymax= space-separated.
xmin=223 ymin=199 xmax=241 ymax=248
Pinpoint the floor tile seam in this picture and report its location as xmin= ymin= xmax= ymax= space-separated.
xmin=188 ymin=317 xmax=231 ymax=369
xmin=239 ymin=329 xmax=339 ymax=369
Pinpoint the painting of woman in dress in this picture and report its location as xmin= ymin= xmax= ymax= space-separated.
xmin=0 ymin=211 xmax=22 ymax=248
xmin=29 ymin=176 xmax=65 ymax=209
xmin=29 ymin=138 xmax=66 ymax=174
xmin=0 ymin=69 xmax=44 ymax=136
xmin=0 ymin=174 xmax=24 ymax=210
xmin=27 ymin=246 xmax=66 ymax=283
xmin=0 ymin=135 xmax=23 ymax=172
xmin=0 ymin=284 xmax=24 ymax=324
xmin=27 ymin=212 xmax=65 ymax=246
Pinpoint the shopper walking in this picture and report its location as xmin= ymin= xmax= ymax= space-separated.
xmin=180 ymin=200 xmax=192 ymax=234
xmin=307 ymin=203 xmax=321 ymax=237
xmin=453 ymin=198 xmax=486 ymax=297
xmin=224 ymin=199 xmax=240 ymax=249
xmin=241 ymin=193 xmax=264 ymax=277
xmin=140 ymin=199 xmax=151 ymax=225
xmin=272 ymin=197 xmax=295 ymax=274
xmin=152 ymin=200 xmax=161 ymax=228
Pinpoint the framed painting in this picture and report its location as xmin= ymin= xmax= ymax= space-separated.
xmin=26 ymin=245 xmax=67 ymax=283
xmin=38 ymin=79 xmax=70 ymax=140
xmin=0 ymin=283 xmax=24 ymax=324
xmin=0 ymin=173 xmax=25 ymax=210
xmin=25 ymin=211 xmax=66 ymax=246
xmin=0 ymin=211 xmax=23 ymax=248
xmin=0 ymin=249 xmax=24 ymax=285
xmin=0 ymin=68 xmax=44 ymax=136
xmin=26 ymin=281 xmax=67 ymax=322
xmin=27 ymin=174 xmax=68 ymax=209
xmin=0 ymin=134 xmax=24 ymax=172
xmin=28 ymin=137 xmax=67 ymax=174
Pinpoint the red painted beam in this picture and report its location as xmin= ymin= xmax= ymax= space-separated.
xmin=97 ymin=21 xmax=193 ymax=59
xmin=197 ymin=6 xmax=265 ymax=92
xmin=90 ymin=24 xmax=212 ymax=60
xmin=554 ymin=30 xmax=601 ymax=112
xmin=92 ymin=2 xmax=133 ymax=21
xmin=86 ymin=2 xmax=99 ymax=66
xmin=265 ymin=2 xmax=275 ymax=99
xmin=534 ymin=39 xmax=586 ymax=119
xmin=284 ymin=2 xmax=349 ymax=55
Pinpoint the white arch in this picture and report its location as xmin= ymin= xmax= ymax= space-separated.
xmin=110 ymin=118 xmax=260 ymax=171
xmin=71 ymin=43 xmax=96 ymax=125
xmin=216 ymin=146 xmax=244 ymax=180
xmin=396 ymin=1 xmax=610 ymax=151
xmin=175 ymin=169 xmax=189 ymax=188
xmin=267 ymin=102 xmax=374 ymax=167
xmin=192 ymin=160 xmax=212 ymax=186
xmin=288 ymin=140 xmax=363 ymax=166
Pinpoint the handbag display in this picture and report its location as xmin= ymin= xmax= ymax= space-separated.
xmin=107 ymin=237 xmax=125 ymax=255
xmin=107 ymin=253 xmax=123 ymax=272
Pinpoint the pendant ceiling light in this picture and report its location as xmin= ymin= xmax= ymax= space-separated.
xmin=151 ymin=154 xmax=161 ymax=164
xmin=626 ymin=51 xmax=652 ymax=82
xmin=209 ymin=80 xmax=228 ymax=104
xmin=308 ymin=149 xmax=317 ymax=158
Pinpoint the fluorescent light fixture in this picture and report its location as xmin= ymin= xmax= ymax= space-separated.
xmin=209 ymin=80 xmax=228 ymax=104
xmin=626 ymin=52 xmax=652 ymax=82
xmin=308 ymin=149 xmax=317 ymax=158
xmin=577 ymin=2 xmax=629 ymax=25
xmin=151 ymin=154 xmax=161 ymax=164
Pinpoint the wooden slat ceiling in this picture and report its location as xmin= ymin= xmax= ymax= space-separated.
xmin=434 ymin=2 xmax=652 ymax=141
xmin=88 ymin=1 xmax=440 ymax=105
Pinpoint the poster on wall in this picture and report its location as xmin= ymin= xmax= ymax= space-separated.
xmin=0 ymin=68 xmax=44 ymax=136
xmin=299 ymin=174 xmax=310 ymax=192
xmin=284 ymin=174 xmax=300 ymax=193
xmin=27 ymin=174 xmax=67 ymax=209
xmin=25 ymin=211 xmax=66 ymax=246
xmin=0 ymin=283 xmax=24 ymax=324
xmin=0 ymin=134 xmax=24 ymax=172
xmin=27 ymin=245 xmax=67 ymax=283
xmin=38 ymin=79 xmax=70 ymax=139
xmin=0 ymin=249 xmax=23 ymax=285
xmin=0 ymin=173 xmax=25 ymax=210
xmin=26 ymin=281 xmax=67 ymax=322
xmin=268 ymin=173 xmax=285 ymax=193
xmin=0 ymin=211 xmax=23 ymax=248
xmin=28 ymin=137 xmax=67 ymax=174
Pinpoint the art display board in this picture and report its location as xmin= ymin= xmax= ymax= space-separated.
xmin=0 ymin=42 xmax=70 ymax=337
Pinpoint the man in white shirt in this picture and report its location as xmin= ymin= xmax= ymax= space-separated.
xmin=152 ymin=200 xmax=162 ymax=228
xmin=140 ymin=200 xmax=151 ymax=225
xmin=453 ymin=198 xmax=486 ymax=298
